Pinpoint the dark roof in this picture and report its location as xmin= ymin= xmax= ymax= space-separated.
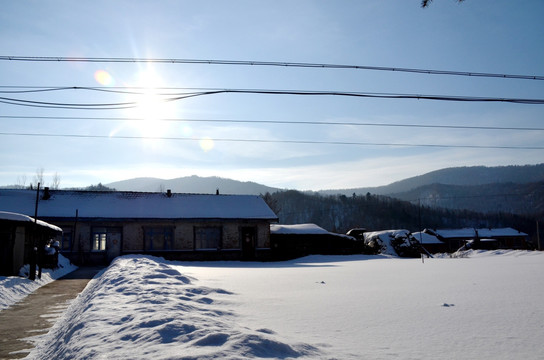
xmin=0 ymin=189 xmax=278 ymax=221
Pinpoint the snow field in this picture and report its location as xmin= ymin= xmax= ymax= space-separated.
xmin=27 ymin=251 xmax=544 ymax=359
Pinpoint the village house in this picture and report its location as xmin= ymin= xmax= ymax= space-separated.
xmin=422 ymin=227 xmax=529 ymax=252
xmin=0 ymin=188 xmax=278 ymax=265
xmin=0 ymin=211 xmax=62 ymax=276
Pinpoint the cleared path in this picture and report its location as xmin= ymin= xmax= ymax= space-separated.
xmin=0 ymin=267 xmax=104 ymax=359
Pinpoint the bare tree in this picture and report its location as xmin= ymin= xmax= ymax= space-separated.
xmin=51 ymin=172 xmax=61 ymax=189
xmin=16 ymin=174 xmax=27 ymax=189
xmin=33 ymin=167 xmax=45 ymax=187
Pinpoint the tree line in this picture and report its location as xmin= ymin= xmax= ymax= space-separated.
xmin=262 ymin=190 xmax=541 ymax=243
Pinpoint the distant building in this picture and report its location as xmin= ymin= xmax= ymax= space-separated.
xmin=0 ymin=189 xmax=278 ymax=265
xmin=422 ymin=228 xmax=529 ymax=252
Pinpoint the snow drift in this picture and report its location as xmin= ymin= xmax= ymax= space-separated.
xmin=27 ymin=256 xmax=320 ymax=359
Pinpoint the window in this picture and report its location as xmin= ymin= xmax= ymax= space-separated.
xmin=194 ymin=227 xmax=222 ymax=250
xmin=92 ymin=229 xmax=107 ymax=252
xmin=144 ymin=227 xmax=174 ymax=251
xmin=91 ymin=227 xmax=121 ymax=252
xmin=61 ymin=228 xmax=73 ymax=251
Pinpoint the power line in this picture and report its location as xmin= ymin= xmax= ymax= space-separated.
xmin=1 ymin=56 xmax=542 ymax=81
xmin=0 ymin=131 xmax=542 ymax=150
xmin=1 ymin=87 xmax=543 ymax=110
xmin=2 ymin=115 xmax=544 ymax=132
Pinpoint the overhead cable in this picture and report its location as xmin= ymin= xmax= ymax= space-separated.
xmin=2 ymin=115 xmax=543 ymax=132
xmin=0 ymin=131 xmax=542 ymax=150
xmin=0 ymin=56 xmax=542 ymax=81
xmin=1 ymin=87 xmax=543 ymax=110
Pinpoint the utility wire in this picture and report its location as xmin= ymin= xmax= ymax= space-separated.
xmin=0 ymin=131 xmax=542 ymax=150
xmin=1 ymin=56 xmax=542 ymax=81
xmin=2 ymin=115 xmax=544 ymax=132
xmin=1 ymin=88 xmax=543 ymax=109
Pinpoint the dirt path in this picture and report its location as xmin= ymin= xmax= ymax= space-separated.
xmin=0 ymin=267 xmax=104 ymax=359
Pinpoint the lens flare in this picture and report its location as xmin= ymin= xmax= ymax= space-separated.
xmin=94 ymin=70 xmax=114 ymax=86
xmin=199 ymin=137 xmax=215 ymax=152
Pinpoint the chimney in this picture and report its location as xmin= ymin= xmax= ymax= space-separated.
xmin=166 ymin=189 xmax=172 ymax=198
xmin=43 ymin=187 xmax=51 ymax=200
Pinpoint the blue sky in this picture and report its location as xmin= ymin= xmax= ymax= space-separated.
xmin=1 ymin=0 xmax=543 ymax=190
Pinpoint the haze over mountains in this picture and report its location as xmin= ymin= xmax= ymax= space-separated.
xmin=106 ymin=175 xmax=279 ymax=195
xmin=106 ymin=164 xmax=544 ymax=216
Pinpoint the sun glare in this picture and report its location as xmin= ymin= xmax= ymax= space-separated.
xmin=125 ymin=68 xmax=176 ymax=139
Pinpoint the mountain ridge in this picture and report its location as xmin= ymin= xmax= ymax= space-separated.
xmin=317 ymin=164 xmax=544 ymax=196
xmin=104 ymin=164 xmax=544 ymax=196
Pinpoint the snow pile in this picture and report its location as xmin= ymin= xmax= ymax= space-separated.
xmin=26 ymin=252 xmax=544 ymax=359
xmin=27 ymin=255 xmax=320 ymax=360
xmin=363 ymin=229 xmax=420 ymax=257
xmin=0 ymin=254 xmax=77 ymax=311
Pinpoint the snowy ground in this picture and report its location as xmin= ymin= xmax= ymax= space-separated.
xmin=0 ymin=255 xmax=77 ymax=311
xmin=23 ymin=251 xmax=544 ymax=359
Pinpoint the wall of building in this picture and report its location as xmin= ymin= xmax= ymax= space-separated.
xmin=51 ymin=218 xmax=272 ymax=264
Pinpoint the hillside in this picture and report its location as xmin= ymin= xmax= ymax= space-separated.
xmin=390 ymin=181 xmax=544 ymax=216
xmin=319 ymin=164 xmax=544 ymax=196
xmin=265 ymin=190 xmax=539 ymax=240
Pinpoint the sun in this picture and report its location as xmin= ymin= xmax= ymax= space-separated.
xmin=124 ymin=67 xmax=176 ymax=138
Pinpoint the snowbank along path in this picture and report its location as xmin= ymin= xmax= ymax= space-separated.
xmin=27 ymin=255 xmax=321 ymax=359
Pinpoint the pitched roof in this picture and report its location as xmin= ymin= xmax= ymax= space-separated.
xmin=0 ymin=189 xmax=278 ymax=221
xmin=0 ymin=211 xmax=62 ymax=232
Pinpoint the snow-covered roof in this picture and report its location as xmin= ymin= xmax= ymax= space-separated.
xmin=412 ymin=232 xmax=444 ymax=244
xmin=0 ymin=211 xmax=62 ymax=232
xmin=0 ymin=189 xmax=278 ymax=221
xmin=434 ymin=228 xmax=527 ymax=239
xmin=271 ymin=223 xmax=330 ymax=235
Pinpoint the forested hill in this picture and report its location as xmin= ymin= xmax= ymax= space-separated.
xmin=319 ymin=164 xmax=544 ymax=196
xmin=262 ymin=190 xmax=540 ymax=242
xmin=390 ymin=181 xmax=544 ymax=216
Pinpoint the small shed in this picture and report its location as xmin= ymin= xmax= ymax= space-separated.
xmin=0 ymin=211 xmax=62 ymax=276
xmin=270 ymin=223 xmax=356 ymax=260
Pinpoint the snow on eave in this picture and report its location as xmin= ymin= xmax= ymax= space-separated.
xmin=271 ymin=223 xmax=331 ymax=235
xmin=0 ymin=211 xmax=62 ymax=232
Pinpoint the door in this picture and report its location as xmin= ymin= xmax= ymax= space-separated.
xmin=241 ymin=227 xmax=256 ymax=260
xmin=106 ymin=228 xmax=122 ymax=262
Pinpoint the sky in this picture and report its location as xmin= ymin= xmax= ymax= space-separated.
xmin=1 ymin=0 xmax=543 ymax=191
